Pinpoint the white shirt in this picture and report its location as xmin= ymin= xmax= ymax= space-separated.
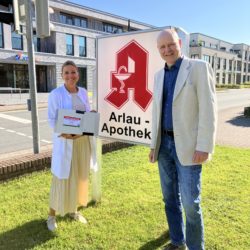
xmin=48 ymin=84 xmax=91 ymax=179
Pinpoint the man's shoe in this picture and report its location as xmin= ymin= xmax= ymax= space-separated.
xmin=69 ymin=212 xmax=87 ymax=224
xmin=47 ymin=215 xmax=57 ymax=231
xmin=163 ymin=243 xmax=187 ymax=250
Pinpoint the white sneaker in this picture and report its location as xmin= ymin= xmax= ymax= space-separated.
xmin=69 ymin=212 xmax=87 ymax=224
xmin=47 ymin=215 xmax=57 ymax=231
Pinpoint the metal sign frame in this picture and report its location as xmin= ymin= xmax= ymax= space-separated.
xmin=95 ymin=26 xmax=189 ymax=146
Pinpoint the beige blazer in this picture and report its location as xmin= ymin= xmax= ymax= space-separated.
xmin=150 ymin=56 xmax=217 ymax=166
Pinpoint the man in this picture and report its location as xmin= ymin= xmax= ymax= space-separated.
xmin=149 ymin=28 xmax=217 ymax=250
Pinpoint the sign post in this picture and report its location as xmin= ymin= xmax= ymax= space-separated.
xmin=25 ymin=0 xmax=40 ymax=153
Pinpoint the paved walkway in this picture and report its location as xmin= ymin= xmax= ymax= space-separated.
xmin=216 ymin=106 xmax=250 ymax=148
xmin=0 ymin=93 xmax=48 ymax=105
xmin=0 ymin=93 xmax=48 ymax=112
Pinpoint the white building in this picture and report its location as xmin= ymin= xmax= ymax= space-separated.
xmin=1 ymin=1 xmax=249 ymax=91
xmin=0 ymin=0 xmax=154 ymax=92
xmin=190 ymin=33 xmax=250 ymax=84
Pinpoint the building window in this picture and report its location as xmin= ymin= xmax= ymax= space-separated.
xmin=223 ymin=58 xmax=227 ymax=70
xmin=74 ymin=17 xmax=87 ymax=28
xmin=0 ymin=23 xmax=3 ymax=48
xmin=66 ymin=34 xmax=74 ymax=55
xmin=79 ymin=36 xmax=86 ymax=57
xmin=191 ymin=54 xmax=199 ymax=59
xmin=237 ymin=61 xmax=241 ymax=71
xmin=36 ymin=65 xmax=48 ymax=92
xmin=12 ymin=26 xmax=23 ymax=50
xmin=60 ymin=13 xmax=87 ymax=28
xmin=15 ymin=64 xmax=29 ymax=88
xmin=33 ymin=32 xmax=55 ymax=54
xmin=210 ymin=44 xmax=217 ymax=49
xmin=103 ymin=23 xmax=123 ymax=34
xmin=190 ymin=40 xmax=196 ymax=47
xmin=222 ymin=73 xmax=226 ymax=84
xmin=0 ymin=64 xmax=14 ymax=88
xmin=216 ymin=73 xmax=219 ymax=83
xmin=60 ymin=13 xmax=73 ymax=25
xmin=78 ymin=67 xmax=87 ymax=88
xmin=229 ymin=60 xmax=233 ymax=71
xmin=202 ymin=55 xmax=210 ymax=62
xmin=217 ymin=58 xmax=221 ymax=69
xmin=33 ymin=32 xmax=41 ymax=52
xmin=244 ymin=52 xmax=248 ymax=61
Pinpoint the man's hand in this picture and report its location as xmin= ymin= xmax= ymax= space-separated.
xmin=192 ymin=150 xmax=209 ymax=164
xmin=149 ymin=149 xmax=156 ymax=163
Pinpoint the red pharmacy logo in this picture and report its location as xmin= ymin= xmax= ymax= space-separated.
xmin=105 ymin=40 xmax=152 ymax=111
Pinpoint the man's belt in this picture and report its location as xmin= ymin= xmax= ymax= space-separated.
xmin=162 ymin=129 xmax=174 ymax=137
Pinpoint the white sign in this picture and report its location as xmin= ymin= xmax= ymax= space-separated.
xmin=97 ymin=27 xmax=189 ymax=145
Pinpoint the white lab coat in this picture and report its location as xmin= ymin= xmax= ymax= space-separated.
xmin=48 ymin=84 xmax=92 ymax=179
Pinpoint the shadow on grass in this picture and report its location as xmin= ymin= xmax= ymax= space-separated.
xmin=87 ymin=199 xmax=100 ymax=207
xmin=0 ymin=219 xmax=55 ymax=250
xmin=139 ymin=231 xmax=169 ymax=250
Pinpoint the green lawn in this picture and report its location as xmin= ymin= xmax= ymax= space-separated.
xmin=0 ymin=145 xmax=249 ymax=250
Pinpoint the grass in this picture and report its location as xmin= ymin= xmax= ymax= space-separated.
xmin=0 ymin=145 xmax=249 ymax=250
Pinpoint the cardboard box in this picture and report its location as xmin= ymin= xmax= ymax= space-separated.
xmin=55 ymin=109 xmax=100 ymax=136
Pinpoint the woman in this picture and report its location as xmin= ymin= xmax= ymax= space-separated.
xmin=47 ymin=60 xmax=91 ymax=231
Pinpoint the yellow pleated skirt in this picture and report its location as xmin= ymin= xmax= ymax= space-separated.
xmin=49 ymin=136 xmax=91 ymax=216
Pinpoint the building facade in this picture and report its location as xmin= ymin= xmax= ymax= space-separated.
xmin=190 ymin=33 xmax=250 ymax=84
xmin=0 ymin=0 xmax=154 ymax=92
xmin=1 ymin=1 xmax=249 ymax=92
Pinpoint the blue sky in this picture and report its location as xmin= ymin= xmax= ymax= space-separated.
xmin=68 ymin=0 xmax=250 ymax=45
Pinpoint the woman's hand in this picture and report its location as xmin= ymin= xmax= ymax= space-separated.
xmin=59 ymin=134 xmax=81 ymax=140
